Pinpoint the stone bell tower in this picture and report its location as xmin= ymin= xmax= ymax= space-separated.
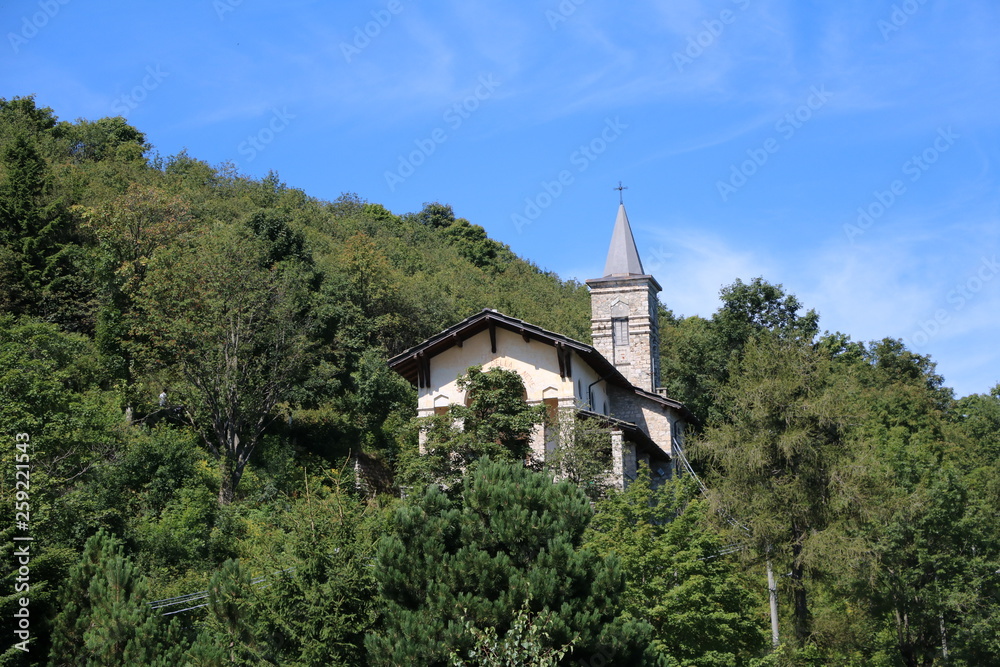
xmin=585 ymin=201 xmax=661 ymax=393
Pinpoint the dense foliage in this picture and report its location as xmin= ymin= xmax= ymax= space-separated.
xmin=368 ymin=459 xmax=659 ymax=666
xmin=1 ymin=96 xmax=998 ymax=665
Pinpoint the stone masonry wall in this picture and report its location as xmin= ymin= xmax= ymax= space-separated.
xmin=607 ymin=384 xmax=680 ymax=465
xmin=588 ymin=277 xmax=660 ymax=393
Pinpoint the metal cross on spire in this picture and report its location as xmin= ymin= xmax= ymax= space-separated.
xmin=614 ymin=181 xmax=628 ymax=205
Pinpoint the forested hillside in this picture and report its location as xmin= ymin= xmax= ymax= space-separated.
xmin=2 ymin=96 xmax=998 ymax=666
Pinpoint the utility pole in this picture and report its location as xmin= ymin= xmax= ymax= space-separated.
xmin=766 ymin=555 xmax=780 ymax=648
xmin=674 ymin=444 xmax=781 ymax=649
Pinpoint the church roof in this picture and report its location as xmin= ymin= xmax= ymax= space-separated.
xmin=388 ymin=309 xmax=691 ymax=421
xmin=603 ymin=204 xmax=644 ymax=277
xmin=588 ymin=204 xmax=662 ymax=291
xmin=389 ymin=309 xmax=630 ymax=389
xmin=575 ymin=408 xmax=663 ymax=458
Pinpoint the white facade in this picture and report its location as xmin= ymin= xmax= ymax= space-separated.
xmin=416 ymin=326 xmax=608 ymax=421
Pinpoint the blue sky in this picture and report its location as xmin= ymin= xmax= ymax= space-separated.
xmin=4 ymin=0 xmax=998 ymax=397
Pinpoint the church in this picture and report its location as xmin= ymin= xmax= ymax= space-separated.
xmin=388 ymin=201 xmax=691 ymax=488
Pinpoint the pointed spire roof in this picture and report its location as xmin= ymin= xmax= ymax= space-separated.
xmin=602 ymin=203 xmax=645 ymax=277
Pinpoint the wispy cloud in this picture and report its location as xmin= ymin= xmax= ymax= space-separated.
xmin=642 ymin=222 xmax=775 ymax=318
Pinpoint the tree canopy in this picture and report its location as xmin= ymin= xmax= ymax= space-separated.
xmin=2 ymin=97 xmax=998 ymax=666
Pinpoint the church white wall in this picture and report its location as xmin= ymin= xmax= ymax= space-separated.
xmin=568 ymin=356 xmax=608 ymax=414
xmin=416 ymin=328 xmax=606 ymax=416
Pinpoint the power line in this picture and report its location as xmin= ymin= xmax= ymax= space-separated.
xmin=147 ymin=567 xmax=295 ymax=617
xmin=673 ymin=440 xmax=752 ymax=536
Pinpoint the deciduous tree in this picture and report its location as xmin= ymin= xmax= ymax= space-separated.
xmin=586 ymin=471 xmax=766 ymax=666
xmin=137 ymin=226 xmax=314 ymax=504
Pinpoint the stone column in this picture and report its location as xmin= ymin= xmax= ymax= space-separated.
xmin=611 ymin=430 xmax=637 ymax=489
xmin=611 ymin=430 xmax=624 ymax=489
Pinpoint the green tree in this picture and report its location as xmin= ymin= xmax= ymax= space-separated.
xmin=202 ymin=472 xmax=380 ymax=665
xmin=861 ymin=466 xmax=1000 ymax=667
xmin=586 ymin=471 xmax=767 ymax=666
xmin=244 ymin=209 xmax=311 ymax=267
xmin=454 ymin=365 xmax=544 ymax=460
xmin=545 ymin=414 xmax=614 ymax=501
xmin=346 ymin=346 xmax=416 ymax=457
xmin=48 ymin=530 xmax=188 ymax=666
xmin=830 ymin=345 xmax=1000 ymax=665
xmin=713 ymin=277 xmax=819 ymax=354
xmin=0 ymin=315 xmax=127 ymax=662
xmin=204 ymin=559 xmax=262 ymax=664
xmin=952 ymin=383 xmax=1000 ymax=494
xmin=659 ymin=278 xmax=819 ymax=427
xmin=86 ymin=184 xmax=193 ymax=389
xmin=323 ymin=231 xmax=408 ymax=356
xmin=0 ymin=133 xmax=77 ymax=319
xmin=410 ymin=201 xmax=456 ymax=229
xmin=657 ymin=312 xmax=723 ymax=427
xmin=405 ymin=365 xmax=544 ymax=486
xmin=367 ymin=458 xmax=660 ymax=666
xmin=449 ymin=602 xmax=578 ymax=667
xmin=137 ymin=226 xmax=314 ymax=504
xmin=696 ymin=334 xmax=859 ymax=643
xmin=57 ymin=116 xmax=148 ymax=164
xmin=0 ymin=96 xmax=58 ymax=142
xmin=442 ymin=218 xmax=513 ymax=271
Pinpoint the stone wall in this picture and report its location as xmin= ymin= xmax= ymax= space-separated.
xmin=610 ymin=430 xmax=637 ymax=490
xmin=607 ymin=384 xmax=681 ymax=465
xmin=587 ymin=276 xmax=661 ymax=392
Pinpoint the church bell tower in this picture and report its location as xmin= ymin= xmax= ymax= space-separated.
xmin=585 ymin=200 xmax=661 ymax=393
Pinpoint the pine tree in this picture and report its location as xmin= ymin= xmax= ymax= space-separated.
xmin=0 ymin=133 xmax=75 ymax=318
xmin=200 ymin=475 xmax=379 ymax=665
xmin=204 ymin=559 xmax=263 ymax=665
xmin=48 ymin=530 xmax=189 ymax=666
xmin=367 ymin=458 xmax=662 ymax=666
